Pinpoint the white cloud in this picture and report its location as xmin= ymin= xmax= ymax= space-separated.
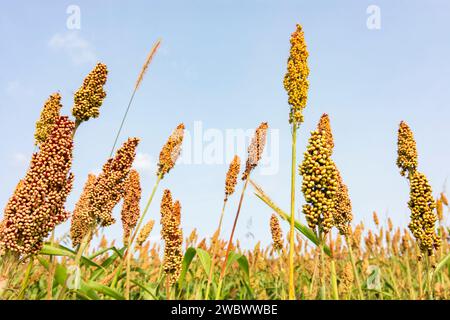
xmin=134 ymin=152 xmax=156 ymax=173
xmin=48 ymin=31 xmax=96 ymax=65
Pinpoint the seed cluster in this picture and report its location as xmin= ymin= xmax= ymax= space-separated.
xmin=0 ymin=116 xmax=74 ymax=255
xmin=157 ymin=124 xmax=185 ymax=178
xmin=333 ymin=167 xmax=353 ymax=235
xmin=283 ymin=24 xmax=309 ymax=125
xmin=224 ymin=155 xmax=241 ymax=201
xmin=396 ymin=121 xmax=418 ymax=177
xmin=160 ymin=190 xmax=183 ymax=286
xmin=121 ymin=169 xmax=142 ymax=245
xmin=269 ymin=214 xmax=283 ymax=252
xmin=34 ymin=93 xmax=63 ymax=146
xmin=72 ymin=63 xmax=108 ymax=123
xmin=70 ymin=138 xmax=139 ymax=246
xmin=407 ymin=171 xmax=440 ymax=257
xmin=137 ymin=219 xmax=155 ymax=247
xmin=300 ymin=116 xmax=338 ymax=235
xmin=70 ymin=174 xmax=97 ymax=247
xmin=242 ymin=122 xmax=269 ymax=180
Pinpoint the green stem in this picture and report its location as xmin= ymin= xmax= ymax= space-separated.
xmin=288 ymin=124 xmax=297 ymax=300
xmin=319 ymin=234 xmax=326 ymax=300
xmin=217 ymin=177 xmax=250 ymax=299
xmin=425 ymin=255 xmax=434 ymax=300
xmin=17 ymin=257 xmax=33 ymax=300
xmin=205 ymin=200 xmax=227 ymax=300
xmin=330 ymin=259 xmax=339 ymax=300
xmin=345 ymin=235 xmax=364 ymax=300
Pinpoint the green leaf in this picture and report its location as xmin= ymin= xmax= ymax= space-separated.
xmin=178 ymin=247 xmax=197 ymax=286
xmin=435 ymin=252 xmax=450 ymax=275
xmin=54 ymin=264 xmax=68 ymax=286
xmin=83 ymin=280 xmax=125 ymax=300
xmin=40 ymin=243 xmax=102 ymax=269
xmin=225 ymin=251 xmax=241 ymax=273
xmin=253 ymin=191 xmax=331 ymax=256
xmin=196 ymin=248 xmax=212 ymax=275
xmin=237 ymin=255 xmax=250 ymax=280
xmin=131 ymin=280 xmax=157 ymax=300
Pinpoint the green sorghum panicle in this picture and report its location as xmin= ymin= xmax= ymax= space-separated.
xmin=72 ymin=63 xmax=108 ymax=123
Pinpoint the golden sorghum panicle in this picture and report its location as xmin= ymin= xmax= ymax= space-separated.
xmin=121 ymin=169 xmax=142 ymax=245
xmin=34 ymin=93 xmax=63 ymax=146
xmin=137 ymin=219 xmax=155 ymax=246
xmin=373 ymin=211 xmax=379 ymax=227
xmin=387 ymin=218 xmax=393 ymax=232
xmin=339 ymin=262 xmax=354 ymax=296
xmin=242 ymin=122 xmax=269 ymax=180
xmin=436 ymin=198 xmax=444 ymax=222
xmin=318 ymin=114 xmax=334 ymax=150
xmin=440 ymin=192 xmax=448 ymax=206
xmin=407 ymin=171 xmax=441 ymax=257
xmin=333 ymin=166 xmax=353 ymax=235
xmin=284 ymin=23 xmax=309 ymax=125
xmin=0 ymin=116 xmax=74 ymax=255
xmin=70 ymin=174 xmax=97 ymax=246
xmin=160 ymin=190 xmax=183 ymax=286
xmin=70 ymin=138 xmax=139 ymax=246
xmin=72 ymin=63 xmax=108 ymax=123
xmin=269 ymin=214 xmax=283 ymax=251
xmin=157 ymin=124 xmax=185 ymax=178
xmin=396 ymin=121 xmax=418 ymax=177
xmin=224 ymin=155 xmax=241 ymax=201
xmin=299 ymin=115 xmax=338 ymax=234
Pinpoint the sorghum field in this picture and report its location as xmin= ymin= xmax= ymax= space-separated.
xmin=0 ymin=23 xmax=449 ymax=301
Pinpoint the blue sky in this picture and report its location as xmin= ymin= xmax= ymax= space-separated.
xmin=1 ymin=1 xmax=450 ymax=249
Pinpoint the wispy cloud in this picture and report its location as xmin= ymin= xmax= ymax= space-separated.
xmin=134 ymin=152 xmax=156 ymax=173
xmin=48 ymin=31 xmax=96 ymax=65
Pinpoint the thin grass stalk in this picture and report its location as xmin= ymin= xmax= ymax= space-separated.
xmin=425 ymin=255 xmax=434 ymax=299
xmin=319 ymin=231 xmax=326 ymax=299
xmin=330 ymin=259 xmax=339 ymax=300
xmin=405 ymin=256 xmax=416 ymax=299
xmin=288 ymin=124 xmax=297 ymax=299
xmin=205 ymin=200 xmax=227 ymax=299
xmin=217 ymin=177 xmax=250 ymax=299
xmin=345 ymin=235 xmax=364 ymax=299
xmin=109 ymin=39 xmax=161 ymax=157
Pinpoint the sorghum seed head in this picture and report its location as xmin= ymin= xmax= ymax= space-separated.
xmin=157 ymin=124 xmax=185 ymax=178
xmin=284 ymin=23 xmax=309 ymax=125
xmin=225 ymin=155 xmax=241 ymax=200
xmin=72 ymin=63 xmax=108 ymax=123
xmin=34 ymin=93 xmax=63 ymax=146
xmin=1 ymin=116 xmax=74 ymax=255
xmin=242 ymin=122 xmax=269 ymax=180
xmin=70 ymin=138 xmax=139 ymax=246
xmin=299 ymin=116 xmax=338 ymax=234
xmin=440 ymin=192 xmax=448 ymax=206
xmin=136 ymin=219 xmax=155 ymax=247
xmin=333 ymin=166 xmax=353 ymax=235
xmin=373 ymin=211 xmax=379 ymax=227
xmin=160 ymin=190 xmax=183 ymax=286
xmin=121 ymin=169 xmax=142 ymax=245
xmin=339 ymin=262 xmax=354 ymax=295
xmin=396 ymin=121 xmax=418 ymax=177
xmin=407 ymin=171 xmax=440 ymax=257
xmin=70 ymin=174 xmax=97 ymax=247
xmin=269 ymin=214 xmax=283 ymax=252
xmin=318 ymin=114 xmax=334 ymax=150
